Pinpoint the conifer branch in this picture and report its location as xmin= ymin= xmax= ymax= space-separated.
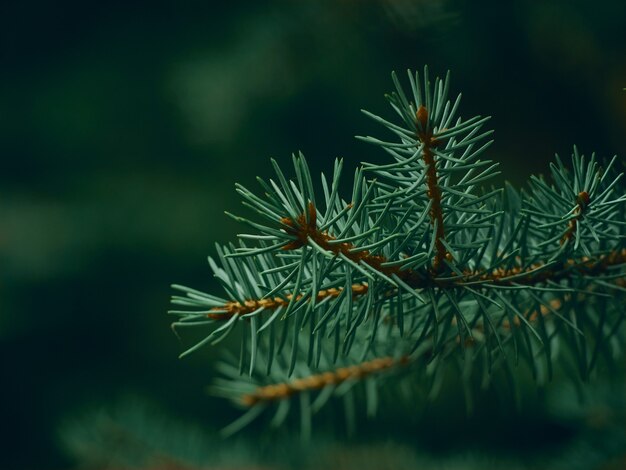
xmin=170 ymin=67 xmax=626 ymax=435
xmin=246 ymin=301 xmax=613 ymax=425
xmin=236 ymin=297 xmax=568 ymax=407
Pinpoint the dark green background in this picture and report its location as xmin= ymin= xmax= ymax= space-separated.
xmin=1 ymin=1 xmax=625 ymax=468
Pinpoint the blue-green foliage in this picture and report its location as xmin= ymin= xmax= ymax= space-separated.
xmin=170 ymin=67 xmax=625 ymax=435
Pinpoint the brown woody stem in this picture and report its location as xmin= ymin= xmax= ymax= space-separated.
xmin=281 ymin=202 xmax=399 ymax=276
xmin=240 ymin=355 xmax=410 ymax=406
xmin=560 ymin=191 xmax=590 ymax=245
xmin=208 ymin=284 xmax=368 ymax=320
xmin=416 ymin=105 xmax=449 ymax=272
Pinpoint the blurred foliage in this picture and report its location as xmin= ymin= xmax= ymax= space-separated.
xmin=1 ymin=0 xmax=625 ymax=468
xmin=60 ymin=378 xmax=626 ymax=469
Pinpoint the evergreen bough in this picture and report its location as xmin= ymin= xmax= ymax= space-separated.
xmin=170 ymin=67 xmax=626 ymax=437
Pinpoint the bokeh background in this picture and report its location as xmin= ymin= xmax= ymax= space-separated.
xmin=1 ymin=1 xmax=625 ymax=468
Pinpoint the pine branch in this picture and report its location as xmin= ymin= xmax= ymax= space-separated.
xmin=169 ymin=66 xmax=626 ymax=436
xmin=234 ymin=297 xmax=567 ymax=408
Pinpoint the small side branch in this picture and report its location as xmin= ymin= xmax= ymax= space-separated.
xmin=280 ymin=202 xmax=398 ymax=276
xmin=240 ymin=356 xmax=410 ymax=406
xmin=416 ymin=105 xmax=448 ymax=272
xmin=488 ymin=248 xmax=626 ymax=287
xmin=208 ymin=284 xmax=368 ymax=320
xmin=560 ymin=191 xmax=590 ymax=245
